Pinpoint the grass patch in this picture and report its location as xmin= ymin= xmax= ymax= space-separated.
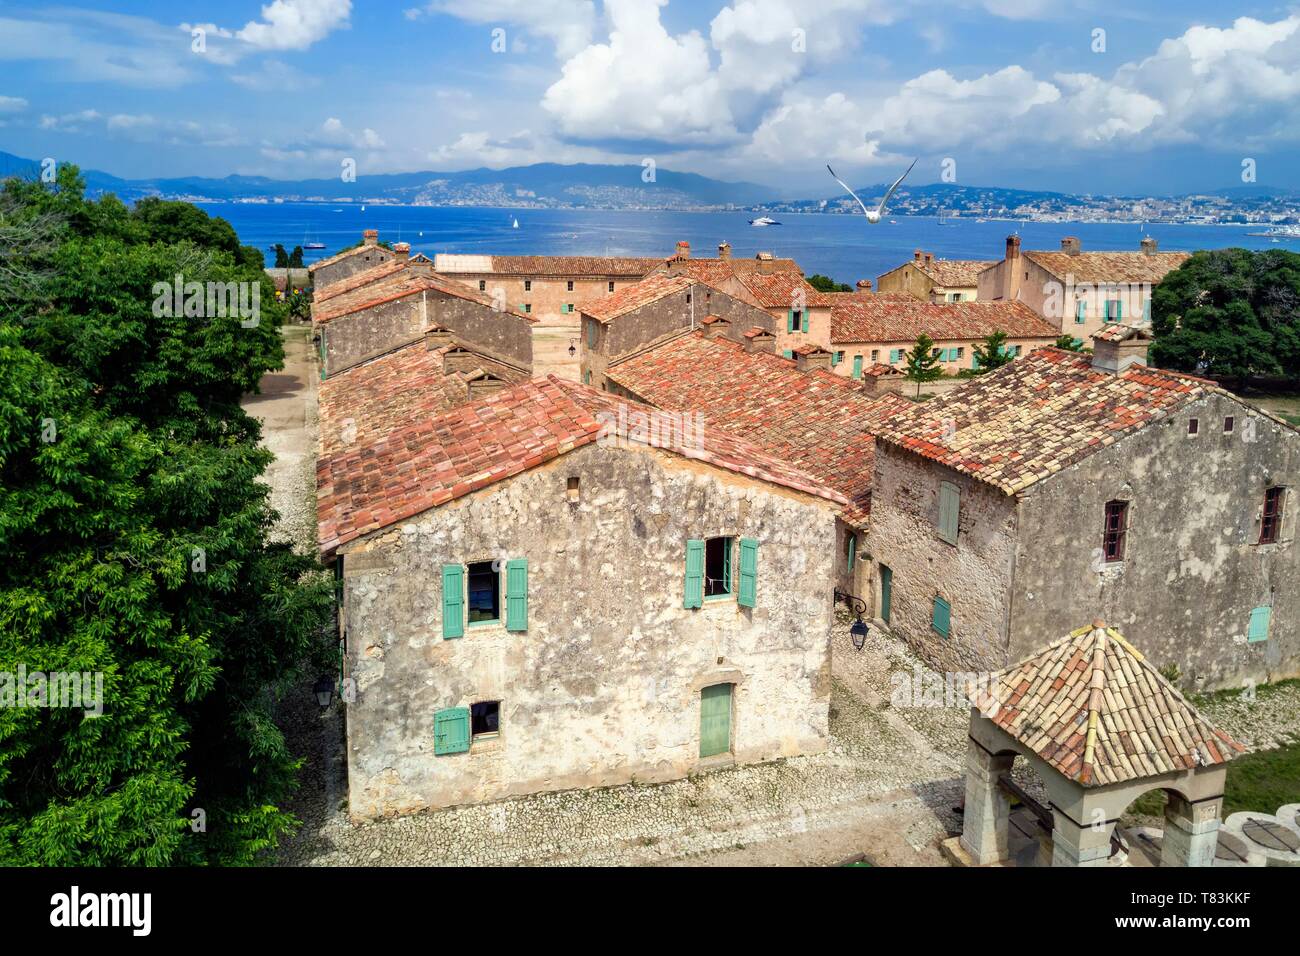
xmin=1221 ymin=736 xmax=1300 ymax=817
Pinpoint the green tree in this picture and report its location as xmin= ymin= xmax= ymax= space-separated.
xmin=806 ymin=273 xmax=851 ymax=293
xmin=273 ymin=244 xmax=289 ymax=269
xmin=0 ymin=165 xmax=333 ymax=866
xmin=973 ymin=331 xmax=1012 ymax=374
xmin=904 ymin=334 xmax=944 ymax=397
xmin=288 ymin=245 xmax=304 ymax=269
xmin=1054 ymin=335 xmax=1085 ymax=352
xmin=1149 ymin=248 xmax=1300 ymax=385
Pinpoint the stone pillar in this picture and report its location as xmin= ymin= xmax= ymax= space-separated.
xmin=1161 ymin=793 xmax=1221 ymax=867
xmin=1050 ymin=806 xmax=1114 ymax=867
xmin=960 ymin=739 xmax=1014 ymax=864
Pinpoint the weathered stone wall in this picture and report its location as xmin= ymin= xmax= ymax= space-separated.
xmin=865 ymin=443 xmax=1018 ymax=673
xmin=313 ymin=247 xmax=394 ymax=291
xmin=1011 ymin=393 xmax=1300 ymax=690
xmin=340 ymin=440 xmax=837 ymax=819
xmin=321 ymin=290 xmax=533 ymax=376
xmin=583 ymin=285 xmax=775 ymax=389
xmin=448 ymin=275 xmax=647 ymax=322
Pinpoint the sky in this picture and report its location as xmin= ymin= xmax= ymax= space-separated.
xmin=1 ymin=0 xmax=1299 ymax=196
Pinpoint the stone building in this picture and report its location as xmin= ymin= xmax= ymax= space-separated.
xmin=579 ymin=271 xmax=776 ymax=389
xmin=317 ymin=376 xmax=845 ymax=818
xmin=433 ymin=253 xmax=664 ymax=321
xmin=876 ymin=250 xmax=995 ymax=302
xmin=312 ymin=263 xmax=534 ymax=379
xmin=308 ymin=229 xmax=397 ymax=290
xmin=827 ymin=292 xmax=1058 ymax=379
xmin=865 ymin=326 xmax=1299 ymax=692
xmin=977 ymin=235 xmax=1190 ymax=341
xmin=601 ymin=328 xmax=911 ymax=603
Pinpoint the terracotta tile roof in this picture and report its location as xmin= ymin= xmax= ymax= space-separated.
xmin=317 ymin=376 xmax=845 ymax=556
xmin=1024 ymin=250 xmax=1190 ymax=285
xmin=605 ymin=330 xmax=913 ymax=525
xmin=873 ymin=347 xmax=1214 ymax=494
xmin=307 ymin=242 xmax=393 ymax=274
xmin=917 ymin=258 xmax=997 ymax=287
xmin=967 ymin=622 xmax=1244 ymax=786
xmin=830 ymin=293 xmax=1058 ymax=344
xmin=435 ymin=254 xmax=663 ymax=278
xmin=729 ymin=269 xmax=832 ymax=309
xmin=313 ymin=255 xmax=429 ymax=304
xmin=582 ymin=272 xmax=695 ymax=323
xmin=318 ymin=339 xmax=529 ymax=458
xmin=864 ymin=362 xmax=903 ymax=378
xmin=312 ymin=271 xmax=533 ymax=323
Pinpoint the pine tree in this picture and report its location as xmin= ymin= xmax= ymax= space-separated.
xmin=973 ymin=331 xmax=1012 ymax=374
xmin=904 ymin=334 xmax=944 ymax=398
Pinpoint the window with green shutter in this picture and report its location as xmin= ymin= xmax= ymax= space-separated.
xmin=787 ymin=309 xmax=795 ymax=333
xmin=1143 ymin=297 xmax=1151 ymax=322
xmin=834 ymin=351 xmax=844 ymax=365
xmin=441 ymin=564 xmax=464 ymax=639
xmin=938 ymin=481 xmax=959 ymax=545
xmin=505 ymin=558 xmax=528 ymax=631
xmin=683 ymin=539 xmax=705 ymax=609
xmin=1115 ymin=299 xmax=1123 ymax=321
xmin=738 ymin=538 xmax=758 ymax=608
xmin=852 ymin=355 xmax=863 ymax=379
xmin=1075 ymin=300 xmax=1087 ymax=324
xmin=845 ymin=532 xmax=856 ymax=572
xmin=932 ymin=596 xmax=951 ymax=638
xmin=890 ymin=348 xmax=901 ymax=364
xmin=800 ymin=311 xmax=809 ymax=333
xmin=1248 ymin=605 xmax=1271 ymax=642
xmin=783 ymin=349 xmax=794 ymax=360
xmin=587 ymin=319 xmax=597 ymax=348
xmin=434 ymin=707 xmax=471 ymax=754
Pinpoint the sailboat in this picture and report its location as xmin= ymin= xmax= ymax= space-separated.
xmin=302 ymin=226 xmax=326 ymax=250
xmin=512 ymin=218 xmax=520 ymax=229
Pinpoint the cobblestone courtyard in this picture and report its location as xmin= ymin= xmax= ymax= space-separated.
xmin=251 ymin=326 xmax=1300 ymax=867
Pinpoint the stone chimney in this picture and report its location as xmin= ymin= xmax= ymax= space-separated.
xmin=924 ymin=252 xmax=934 ymax=266
xmin=1061 ymin=236 xmax=1082 ymax=255
xmin=744 ymin=328 xmax=775 ymax=354
xmin=914 ymin=249 xmax=924 ymax=263
xmin=1090 ymin=325 xmax=1154 ymax=374
xmin=756 ymin=251 xmax=775 ymax=275
xmin=700 ymin=315 xmax=730 ymax=339
xmin=1003 ymin=235 xmax=1022 ymax=302
xmin=795 ymin=346 xmax=833 ymax=373
xmin=362 ymin=229 xmax=379 ymax=247
xmin=393 ymin=241 xmax=410 ymax=260
xmin=424 ymin=325 xmax=453 ymax=351
xmin=675 ymin=240 xmax=690 ymax=260
xmin=856 ymin=279 xmax=872 ymax=293
xmin=718 ymin=241 xmax=731 ymax=261
xmin=443 ymin=346 xmax=480 ymax=375
xmin=1140 ymin=237 xmax=1158 ymax=255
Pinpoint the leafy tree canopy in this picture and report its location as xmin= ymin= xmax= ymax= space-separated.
xmin=805 ymin=274 xmax=851 ymax=293
xmin=973 ymin=330 xmax=1012 ymax=374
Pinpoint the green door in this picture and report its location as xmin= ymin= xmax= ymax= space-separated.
xmin=699 ymin=684 xmax=732 ymax=758
xmin=880 ymin=565 xmax=892 ymax=624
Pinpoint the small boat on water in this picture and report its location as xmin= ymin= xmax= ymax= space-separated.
xmin=304 ymin=242 xmax=326 ymax=250
xmin=748 ymin=216 xmax=781 ymax=227
xmin=512 ymin=218 xmax=520 ymax=229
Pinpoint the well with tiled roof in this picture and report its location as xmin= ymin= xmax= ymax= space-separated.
xmin=317 ymin=375 xmax=846 ymax=556
xmin=830 ymin=293 xmax=1057 ymax=344
xmin=605 ymin=330 xmax=912 ymax=525
xmin=967 ymin=622 xmax=1243 ymax=787
xmin=873 ymin=347 xmax=1218 ymax=494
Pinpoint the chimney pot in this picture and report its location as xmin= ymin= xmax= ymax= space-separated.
xmin=393 ymin=242 xmax=410 ymax=260
xmin=1062 ymin=236 xmax=1081 ymax=255
xmin=1090 ymin=325 xmax=1153 ymax=374
xmin=424 ymin=325 xmax=453 ymax=351
xmin=744 ymin=330 xmax=775 ymax=354
xmin=795 ymin=347 xmax=832 ymax=373
xmin=675 ymin=240 xmax=690 ymax=259
xmin=914 ymin=249 xmax=923 ymax=262
xmin=856 ymin=279 xmax=872 ymax=292
xmin=756 ymin=251 xmax=775 ymax=275
xmin=1140 ymin=237 xmax=1158 ymax=255
xmin=362 ymin=229 xmax=379 ymax=247
xmin=1005 ymin=235 xmax=1021 ymax=260
xmin=718 ymin=241 xmax=731 ymax=261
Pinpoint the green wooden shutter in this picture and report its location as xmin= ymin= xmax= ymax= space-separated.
xmin=845 ymin=532 xmax=856 ymax=572
xmin=1115 ymin=299 xmax=1123 ymax=321
xmin=1143 ymin=297 xmax=1151 ymax=322
xmin=699 ymin=684 xmax=732 ymax=757
xmin=1076 ymin=301 xmax=1086 ymax=324
xmin=801 ymin=311 xmax=809 ymax=333
xmin=683 ymin=539 xmax=705 ymax=609
xmin=938 ymin=481 xmax=959 ymax=545
xmin=738 ymin=538 xmax=758 ymax=608
xmin=505 ymin=558 xmax=528 ymax=631
xmin=442 ymin=564 xmax=464 ymax=639
xmin=587 ymin=319 xmax=597 ymax=347
xmin=782 ymin=349 xmax=794 ymax=360
xmin=433 ymin=707 xmax=471 ymax=754
xmin=932 ymin=596 xmax=951 ymax=638
xmin=1248 ymin=605 xmax=1271 ymax=642
xmin=852 ymin=355 xmax=863 ymax=379
xmin=786 ymin=309 xmax=795 ymax=333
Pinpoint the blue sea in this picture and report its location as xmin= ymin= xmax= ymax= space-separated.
xmin=200 ymin=202 xmax=1298 ymax=287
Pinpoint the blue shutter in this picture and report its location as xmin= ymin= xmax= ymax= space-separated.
xmin=434 ymin=707 xmax=471 ymax=754
xmin=1248 ymin=606 xmax=1271 ymax=642
xmin=738 ymin=538 xmax=758 ymax=608
xmin=684 ymin=539 xmax=705 ymax=609
xmin=932 ymin=596 xmax=951 ymax=638
xmin=442 ymin=564 xmax=464 ymax=639
xmin=505 ymin=558 xmax=528 ymax=631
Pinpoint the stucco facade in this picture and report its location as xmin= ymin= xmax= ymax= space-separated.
xmin=339 ymin=440 xmax=837 ymax=819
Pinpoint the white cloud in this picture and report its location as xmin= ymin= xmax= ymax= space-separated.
xmin=415 ymin=1 xmax=596 ymax=58
xmin=234 ymin=0 xmax=353 ymax=51
xmin=0 ymin=12 xmax=196 ymax=87
xmin=746 ymin=92 xmax=886 ymax=165
xmin=231 ymin=59 xmax=322 ymax=91
xmin=0 ymin=95 xmax=27 ymax=112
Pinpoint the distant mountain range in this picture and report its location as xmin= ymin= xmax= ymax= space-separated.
xmin=1 ymin=150 xmax=1296 ymax=222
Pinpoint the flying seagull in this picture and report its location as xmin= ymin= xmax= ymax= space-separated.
xmin=827 ymin=158 xmax=917 ymax=224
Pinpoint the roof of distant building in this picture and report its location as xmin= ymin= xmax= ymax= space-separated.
xmin=829 ymin=293 xmax=1057 ymax=344
xmin=605 ymin=330 xmax=912 ymax=526
xmin=312 ymin=270 xmax=533 ymax=323
xmin=582 ymin=272 xmax=696 ymax=323
xmin=317 ymin=375 xmax=846 ymax=556
xmin=434 ymin=253 xmax=663 ymax=278
xmin=872 ymin=347 xmax=1233 ymax=494
xmin=1022 ymin=250 xmax=1191 ymax=285
xmin=967 ymin=622 xmax=1243 ymax=786
xmin=884 ymin=257 xmax=996 ymax=288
